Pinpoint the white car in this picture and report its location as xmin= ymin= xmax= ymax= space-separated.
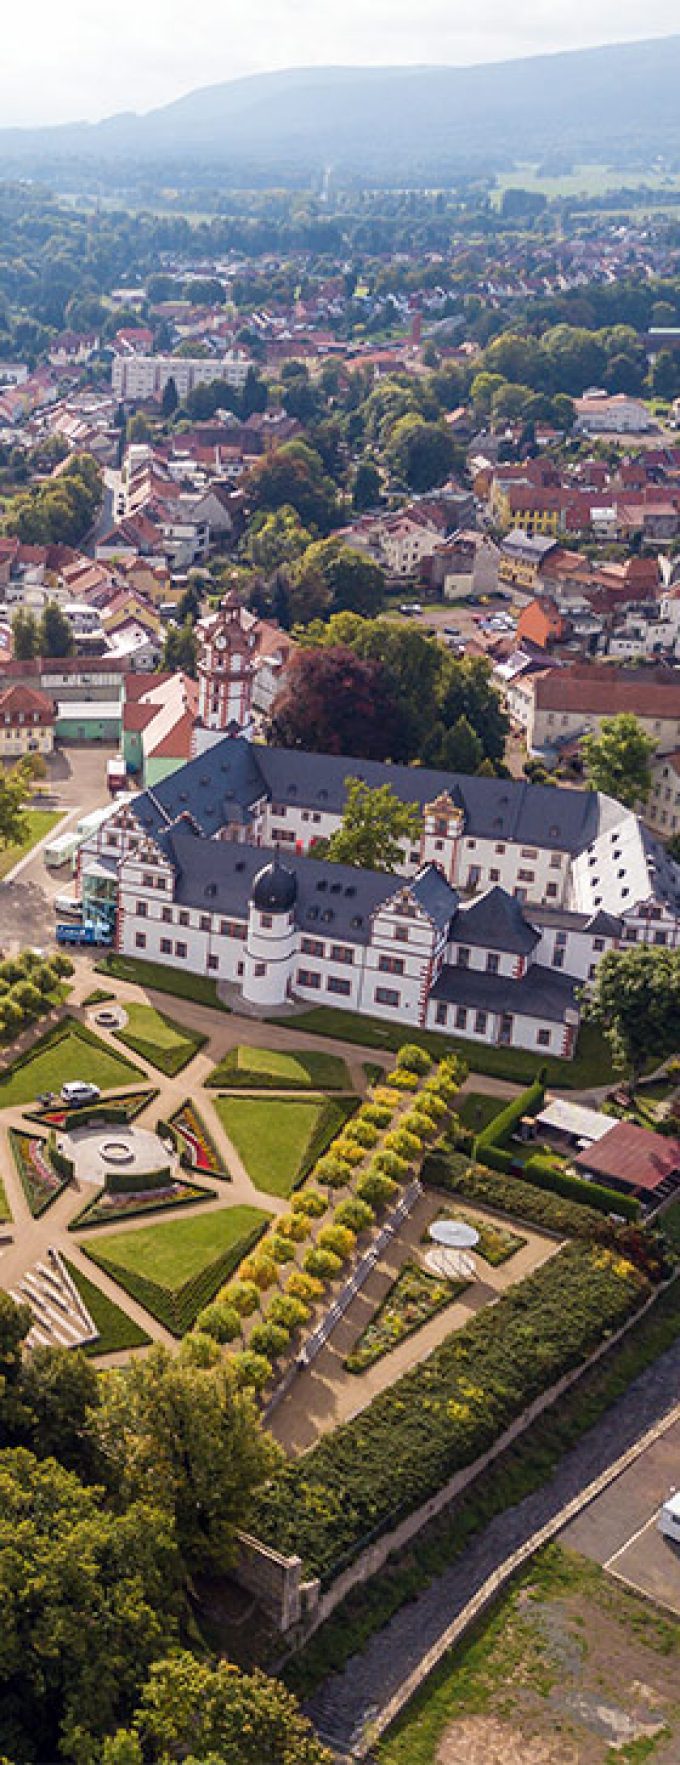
xmin=61 ymin=1081 xmax=101 ymax=1106
xmin=54 ymin=894 xmax=82 ymax=917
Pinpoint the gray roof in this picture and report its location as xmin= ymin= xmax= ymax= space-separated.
xmin=529 ymin=903 xmax=623 ymax=936
xmin=452 ymin=885 xmax=539 ymax=954
xmin=410 ymin=866 xmax=459 ymax=930
xmin=430 ymin=962 xmax=579 ymax=1024
xmin=130 ymin=735 xmax=608 ymax=857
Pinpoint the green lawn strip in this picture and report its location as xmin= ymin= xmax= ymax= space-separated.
xmin=345 ymin=1263 xmax=468 ymax=1374
xmin=62 ymin=1257 xmax=151 ymax=1355
xmin=206 ymin=1044 xmax=352 ymax=1092
xmin=268 ymin=1012 xmax=621 ymax=1089
xmin=95 ymin=952 xmax=229 ymax=1012
xmin=283 ymin=1275 xmax=680 ymax=1701
xmin=83 ymin=1203 xmax=270 ymax=1335
xmin=456 ymin=1093 xmax=507 ymax=1133
xmin=213 ymin=1094 xmax=357 ymax=1198
xmin=81 ymin=989 xmax=115 ymax=1007
xmin=375 ymin=1543 xmax=680 ymax=1765
xmin=0 ymin=1018 xmax=142 ymax=1109
xmin=0 ymin=1175 xmax=11 ymax=1222
xmin=0 ymin=809 xmax=62 ymax=880
xmin=69 ymin=1177 xmax=214 ymax=1231
xmin=114 ymin=1001 xmax=206 ymax=1076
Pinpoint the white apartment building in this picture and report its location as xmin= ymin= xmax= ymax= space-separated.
xmin=111 ymin=350 xmax=252 ymax=403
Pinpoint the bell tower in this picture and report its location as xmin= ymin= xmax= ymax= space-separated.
xmin=419 ymin=792 xmax=465 ymax=884
xmin=197 ymin=592 xmax=257 ymax=735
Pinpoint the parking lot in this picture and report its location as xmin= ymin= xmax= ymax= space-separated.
xmin=0 ymin=744 xmax=116 ymax=953
xmin=561 ymin=1411 xmax=680 ymax=1616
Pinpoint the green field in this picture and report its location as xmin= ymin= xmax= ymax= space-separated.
xmin=456 ymin=1092 xmax=505 ymax=1133
xmin=115 ymin=1001 xmax=206 ymax=1076
xmin=492 ymin=160 xmax=680 ymax=205
xmin=207 ymin=1044 xmax=352 ymax=1092
xmin=95 ymin=952 xmax=229 ymax=1011
xmin=0 ymin=809 xmax=63 ymax=880
xmin=0 ymin=1020 xmax=141 ymax=1109
xmin=214 ymin=1094 xmax=353 ymax=1198
xmin=85 ymin=1203 xmax=269 ymax=1334
xmin=271 ymin=1010 xmax=617 ymax=1090
xmin=64 ymin=1257 xmax=151 ymax=1356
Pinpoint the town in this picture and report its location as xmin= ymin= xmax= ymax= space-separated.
xmin=1 ymin=79 xmax=680 ymax=1765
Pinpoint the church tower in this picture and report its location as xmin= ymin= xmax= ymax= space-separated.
xmin=197 ymin=592 xmax=257 ymax=736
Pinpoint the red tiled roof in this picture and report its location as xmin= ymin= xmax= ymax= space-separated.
xmin=0 ymin=683 xmax=54 ymax=723
xmin=533 ymin=664 xmax=680 ymax=718
xmin=574 ymin=1122 xmax=680 ymax=1193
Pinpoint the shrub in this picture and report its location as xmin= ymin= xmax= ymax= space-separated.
xmin=370 ymin=1087 xmax=401 ymax=1109
xmin=447 ymin=1118 xmax=475 ymax=1153
xmin=361 ymin=1102 xmax=392 ymax=1129
xmin=268 ymin=1232 xmax=297 ymax=1265
xmin=373 ymin=1149 xmax=409 ymax=1182
xmin=522 ymin=1154 xmax=641 ymax=1220
xmin=230 ymin=1349 xmax=272 ymax=1391
xmin=220 ymin=1279 xmax=260 ymax=1317
xmin=269 ymin=1293 xmax=309 ymax=1331
xmin=402 ymin=1110 xmax=433 ymax=1141
xmin=332 ymin=1138 xmax=365 ymax=1168
xmin=315 ymin=1153 xmax=352 ymax=1190
xmin=344 ymin=1118 xmax=379 ymax=1150
xmin=286 ymin=1268 xmax=324 ymax=1303
xmin=384 ymin=1128 xmax=421 ymax=1160
xmin=52 ymin=952 xmax=75 ymax=977
xmin=421 ymin=1155 xmax=620 ymax=1244
xmin=291 ymin=1189 xmax=327 ymax=1218
xmin=476 ymin=1142 xmax=515 ymax=1175
xmin=396 ymin=1043 xmax=433 ymax=1074
xmin=417 ymin=1090 xmax=448 ymax=1120
xmin=240 ymin=1253 xmax=279 ymax=1291
xmin=388 ymin=1067 xmax=420 ymax=1092
xmin=317 ymin=1223 xmax=356 ymax=1260
xmin=356 ymin=1169 xmax=398 ymax=1210
xmin=335 ymin=1197 xmax=374 ymax=1233
xmin=276 ymin=1212 xmax=310 ymax=1243
xmin=303 ymin=1247 xmax=343 ymax=1280
xmin=196 ymin=1301 xmax=242 ymax=1343
xmin=250 ymin=1320 xmax=291 ymax=1359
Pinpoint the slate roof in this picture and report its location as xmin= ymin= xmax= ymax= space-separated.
xmin=410 ymin=867 xmax=459 ymax=930
xmin=430 ymin=962 xmax=579 ymax=1024
xmin=130 ymin=735 xmax=611 ymax=857
xmin=452 ymin=885 xmax=539 ymax=954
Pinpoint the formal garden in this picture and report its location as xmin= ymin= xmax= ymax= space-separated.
xmin=84 ymin=1203 xmax=270 ymax=1336
xmin=207 ymin=1044 xmax=352 ymax=1091
xmin=113 ymin=1001 xmax=207 ymax=1076
xmin=345 ymin=1262 xmax=468 ymax=1374
xmin=213 ymin=1092 xmax=358 ymax=1199
xmin=0 ymin=1017 xmax=142 ymax=1108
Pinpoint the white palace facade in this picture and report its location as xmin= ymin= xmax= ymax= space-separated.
xmin=76 ymin=735 xmax=680 ymax=1061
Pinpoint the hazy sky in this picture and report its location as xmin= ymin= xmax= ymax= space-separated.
xmin=3 ymin=0 xmax=679 ymax=127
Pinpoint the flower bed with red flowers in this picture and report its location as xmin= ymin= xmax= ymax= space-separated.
xmin=165 ymin=1100 xmax=228 ymax=1179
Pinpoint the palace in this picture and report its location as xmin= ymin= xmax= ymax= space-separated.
xmin=77 ymin=737 xmax=680 ymax=1059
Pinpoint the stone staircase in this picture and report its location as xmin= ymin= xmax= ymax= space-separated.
xmin=11 ymin=1247 xmax=98 ymax=1350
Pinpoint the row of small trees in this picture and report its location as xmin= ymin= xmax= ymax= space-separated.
xmin=0 ymin=948 xmax=73 ymax=1041
xmin=192 ymin=1044 xmax=462 ymax=1390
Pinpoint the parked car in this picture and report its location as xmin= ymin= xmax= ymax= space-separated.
xmin=61 ymin=1081 xmax=101 ymax=1106
xmin=53 ymin=894 xmax=82 ymax=917
xmin=399 ymin=602 xmax=423 ymax=616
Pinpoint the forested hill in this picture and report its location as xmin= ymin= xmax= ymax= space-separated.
xmin=2 ymin=36 xmax=680 ymax=179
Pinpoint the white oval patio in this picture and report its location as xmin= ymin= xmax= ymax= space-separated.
xmin=425 ymin=1218 xmax=480 ymax=1281
xmin=61 ymin=1123 xmax=175 ymax=1187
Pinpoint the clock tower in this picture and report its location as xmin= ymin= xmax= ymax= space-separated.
xmin=197 ymin=592 xmax=257 ymax=736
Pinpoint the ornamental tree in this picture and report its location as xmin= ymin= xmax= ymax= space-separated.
xmin=581 ymin=712 xmax=655 ymax=808
xmin=587 ymin=944 xmax=680 ymax=1092
xmin=324 ymin=777 xmax=421 ymax=873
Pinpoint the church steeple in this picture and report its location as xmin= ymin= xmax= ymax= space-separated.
xmin=196 ymin=592 xmax=257 ymax=736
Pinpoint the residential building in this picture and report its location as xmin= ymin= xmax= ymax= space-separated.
xmin=573 ymin=392 xmax=654 ymax=435
xmin=111 ymin=350 xmax=252 ymax=403
xmin=515 ymin=663 xmax=680 ymax=759
xmin=0 ymin=684 xmax=55 ymax=757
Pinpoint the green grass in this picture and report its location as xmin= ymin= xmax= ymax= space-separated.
xmin=0 ymin=809 xmax=62 ymax=880
xmin=214 ymin=1094 xmax=354 ymax=1198
xmin=271 ymin=1010 xmax=618 ymax=1089
xmin=95 ymin=952 xmax=229 ymax=1012
xmin=457 ymin=1092 xmax=505 ymax=1132
xmin=84 ymin=1203 xmax=269 ymax=1335
xmin=63 ymin=1257 xmax=151 ymax=1355
xmin=114 ymin=1001 xmax=206 ymax=1076
xmin=492 ymin=160 xmax=680 ymax=205
xmin=0 ymin=1018 xmax=142 ymax=1108
xmin=207 ymin=1044 xmax=352 ymax=1092
xmin=81 ymin=989 xmax=115 ymax=1007
xmin=0 ymin=1176 xmax=10 ymax=1222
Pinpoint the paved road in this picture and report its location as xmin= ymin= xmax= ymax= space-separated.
xmin=305 ymin=1332 xmax=680 ymax=1751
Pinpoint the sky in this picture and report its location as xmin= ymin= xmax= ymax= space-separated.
xmin=3 ymin=0 xmax=679 ymax=127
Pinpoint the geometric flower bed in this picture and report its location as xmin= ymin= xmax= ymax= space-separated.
xmin=83 ymin=1204 xmax=270 ymax=1336
xmin=427 ymin=1207 xmax=525 ymax=1267
xmin=26 ymin=1087 xmax=158 ymax=1130
xmin=345 ymin=1260 xmax=468 ymax=1374
xmin=70 ymin=1174 xmax=213 ymax=1231
xmin=9 ymin=1127 xmax=68 ymax=1217
xmin=164 ymin=1100 xmax=227 ymax=1178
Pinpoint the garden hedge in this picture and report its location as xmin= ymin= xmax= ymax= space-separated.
xmin=474 ymin=1075 xmax=545 ymax=1158
xmin=522 ymin=1154 xmax=641 ymax=1221
xmin=85 ymin=1219 xmax=266 ymax=1336
xmin=105 ymin=1165 xmax=172 ymax=1197
xmin=421 ymin=1153 xmax=624 ymax=1244
xmin=252 ymin=1242 xmax=648 ymax=1581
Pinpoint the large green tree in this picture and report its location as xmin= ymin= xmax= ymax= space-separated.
xmin=244 ymin=441 xmax=340 ymax=534
xmin=581 ymin=713 xmax=655 ymax=808
xmin=290 ymin=538 xmax=385 ymax=622
xmin=243 ymin=505 xmax=313 ymax=576
xmin=587 ymin=945 xmax=680 ymax=1090
xmin=38 ymin=600 xmax=75 ymax=658
xmin=0 ymin=756 xmax=43 ymax=855
xmin=321 ymin=778 xmax=421 ymax=872
xmin=101 ymin=1650 xmax=332 ymax=1765
xmin=385 ymin=414 xmax=455 ymax=491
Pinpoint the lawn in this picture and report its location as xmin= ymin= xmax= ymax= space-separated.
xmin=0 ymin=1175 xmax=10 ymax=1222
xmin=114 ymin=1001 xmax=206 ymax=1076
xmin=63 ymin=1257 xmax=151 ymax=1355
xmin=376 ymin=1544 xmax=680 ymax=1764
xmin=207 ymin=1044 xmax=352 ymax=1092
xmin=456 ymin=1092 xmax=505 ymax=1133
xmin=95 ymin=952 xmax=229 ymax=1012
xmin=214 ymin=1094 xmax=354 ymax=1198
xmin=85 ymin=1202 xmax=269 ymax=1335
xmin=0 ymin=1020 xmax=141 ymax=1109
xmin=270 ymin=1010 xmax=618 ymax=1089
xmin=0 ymin=809 xmax=62 ymax=880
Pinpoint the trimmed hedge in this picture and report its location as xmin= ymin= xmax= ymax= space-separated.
xmin=251 ymin=1242 xmax=648 ymax=1581
xmin=475 ymin=1075 xmax=545 ymax=1158
xmin=421 ymin=1153 xmax=624 ymax=1244
xmin=85 ymin=1218 xmax=266 ymax=1337
xmin=105 ymin=1165 xmax=172 ymax=1197
xmin=522 ymin=1153 xmax=641 ymax=1221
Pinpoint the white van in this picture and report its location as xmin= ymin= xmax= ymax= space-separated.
xmin=54 ymin=894 xmax=82 ymax=918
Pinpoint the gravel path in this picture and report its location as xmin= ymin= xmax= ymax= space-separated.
xmin=305 ymin=1333 xmax=680 ymax=1751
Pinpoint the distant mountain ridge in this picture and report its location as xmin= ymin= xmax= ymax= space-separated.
xmin=2 ymin=38 xmax=680 ymax=177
